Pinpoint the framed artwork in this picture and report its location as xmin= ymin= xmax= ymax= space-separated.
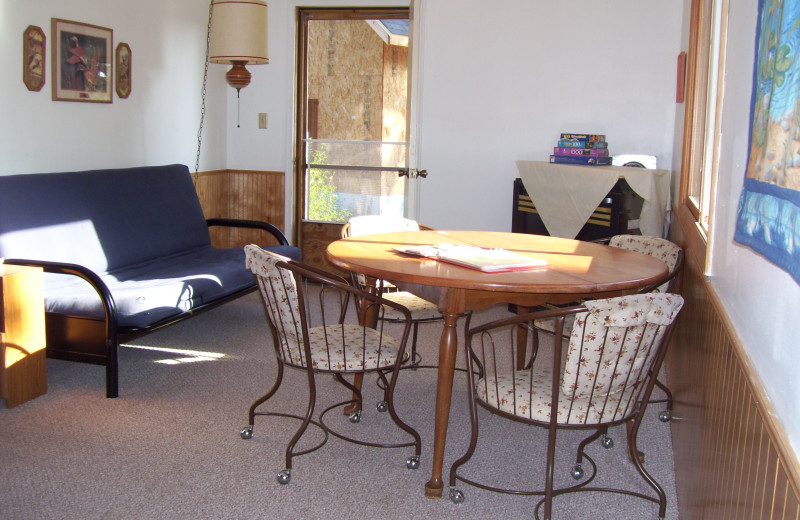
xmin=115 ymin=42 xmax=131 ymax=98
xmin=734 ymin=0 xmax=800 ymax=283
xmin=23 ymin=25 xmax=46 ymax=92
xmin=51 ymin=18 xmax=113 ymax=103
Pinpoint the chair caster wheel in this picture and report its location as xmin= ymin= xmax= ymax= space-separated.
xmin=376 ymin=400 xmax=388 ymax=413
xmin=449 ymin=488 xmax=465 ymax=504
xmin=571 ymin=463 xmax=584 ymax=480
xmin=659 ymin=410 xmax=671 ymax=422
xmin=240 ymin=426 xmax=253 ymax=440
xmin=348 ymin=410 xmax=362 ymax=423
xmin=601 ymin=434 xmax=614 ymax=449
xmin=276 ymin=469 xmax=291 ymax=485
xmin=405 ymin=455 xmax=420 ymax=470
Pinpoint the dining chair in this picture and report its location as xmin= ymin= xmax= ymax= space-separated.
xmin=342 ymin=215 xmax=443 ymax=367
xmin=240 ymin=245 xmax=421 ymax=485
xmin=449 ymin=292 xmax=684 ymax=519
xmin=529 ymin=235 xmax=684 ymax=422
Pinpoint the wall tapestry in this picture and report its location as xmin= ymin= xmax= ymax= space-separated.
xmin=735 ymin=0 xmax=800 ymax=283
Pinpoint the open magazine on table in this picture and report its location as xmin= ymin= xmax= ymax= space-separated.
xmin=392 ymin=243 xmax=548 ymax=273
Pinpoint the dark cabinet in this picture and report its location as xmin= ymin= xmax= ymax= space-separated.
xmin=511 ymin=178 xmax=643 ymax=241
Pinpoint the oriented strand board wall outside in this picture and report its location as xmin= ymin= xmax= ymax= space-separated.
xmin=382 ymin=43 xmax=408 ymax=145
xmin=194 ymin=170 xmax=285 ymax=249
xmin=381 ymin=42 xmax=409 ymax=199
xmin=301 ymin=18 xmax=410 ymax=269
xmin=305 ymin=20 xmax=408 ymax=204
xmin=307 ymin=20 xmax=384 ymax=143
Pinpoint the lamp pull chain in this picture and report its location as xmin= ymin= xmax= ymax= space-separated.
xmin=194 ymin=0 xmax=214 ymax=182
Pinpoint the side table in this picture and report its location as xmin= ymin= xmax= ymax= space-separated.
xmin=1 ymin=264 xmax=46 ymax=407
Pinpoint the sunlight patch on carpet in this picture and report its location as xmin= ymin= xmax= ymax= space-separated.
xmin=122 ymin=344 xmax=227 ymax=364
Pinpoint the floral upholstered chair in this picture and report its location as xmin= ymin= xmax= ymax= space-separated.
xmin=342 ymin=215 xmax=443 ymax=367
xmin=531 ymin=235 xmax=684 ymax=421
xmin=240 ymin=245 xmax=421 ymax=485
xmin=607 ymin=235 xmax=683 ymax=294
xmin=448 ymin=292 xmax=684 ymax=519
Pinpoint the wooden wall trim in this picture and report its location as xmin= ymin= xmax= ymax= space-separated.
xmin=704 ymin=267 xmax=800 ymax=493
xmin=193 ymin=169 xmax=286 ymax=249
xmin=220 ymin=169 xmax=284 ymax=176
xmin=676 ymin=202 xmax=707 ymax=272
xmin=669 ymin=208 xmax=800 ymax=518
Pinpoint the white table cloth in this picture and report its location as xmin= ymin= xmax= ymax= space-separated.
xmin=516 ymin=160 xmax=671 ymax=239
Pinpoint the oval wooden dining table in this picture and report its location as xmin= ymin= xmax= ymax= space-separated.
xmin=326 ymin=230 xmax=668 ymax=498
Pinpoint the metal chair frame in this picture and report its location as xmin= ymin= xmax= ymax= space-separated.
xmin=528 ymin=235 xmax=685 ymax=422
xmin=240 ymin=246 xmax=422 ymax=485
xmin=449 ymin=293 xmax=683 ymax=519
xmin=341 ymin=217 xmax=442 ymax=367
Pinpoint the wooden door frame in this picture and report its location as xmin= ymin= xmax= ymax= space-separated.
xmin=292 ymin=6 xmax=410 ymax=247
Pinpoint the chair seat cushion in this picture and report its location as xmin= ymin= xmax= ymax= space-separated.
xmin=475 ymin=367 xmax=635 ymax=425
xmin=43 ymin=246 xmax=257 ymax=329
xmin=281 ymin=323 xmax=402 ymax=372
xmin=381 ymin=291 xmax=441 ymax=320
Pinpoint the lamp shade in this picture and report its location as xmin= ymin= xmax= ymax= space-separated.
xmin=209 ymin=0 xmax=269 ymax=66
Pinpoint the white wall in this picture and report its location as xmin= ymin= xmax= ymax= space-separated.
xmin=411 ymin=1 xmax=683 ymax=231
xmin=222 ymin=0 xmax=683 ymax=233
xmin=709 ymin=0 xmax=800 ymax=458
xmin=2 ymin=0 xmax=683 ymax=233
xmin=0 ymin=0 xmax=226 ymax=174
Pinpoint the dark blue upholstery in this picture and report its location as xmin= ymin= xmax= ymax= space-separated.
xmin=0 ymin=164 xmax=300 ymax=328
xmin=0 ymin=165 xmax=211 ymax=273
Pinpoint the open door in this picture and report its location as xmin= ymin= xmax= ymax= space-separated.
xmin=294 ymin=7 xmax=421 ymax=272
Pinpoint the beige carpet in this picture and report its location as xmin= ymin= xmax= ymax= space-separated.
xmin=0 ymin=291 xmax=679 ymax=519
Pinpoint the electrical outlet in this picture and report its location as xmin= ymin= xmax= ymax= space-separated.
xmin=258 ymin=113 xmax=267 ymax=129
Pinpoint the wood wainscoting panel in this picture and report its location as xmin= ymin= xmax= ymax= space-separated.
xmin=194 ymin=170 xmax=286 ymax=249
xmin=667 ymin=227 xmax=800 ymax=519
xmin=300 ymin=221 xmax=348 ymax=277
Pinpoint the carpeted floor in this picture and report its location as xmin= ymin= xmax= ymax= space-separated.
xmin=0 ymin=291 xmax=679 ymax=519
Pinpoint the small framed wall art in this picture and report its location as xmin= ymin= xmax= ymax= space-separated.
xmin=676 ymin=51 xmax=687 ymax=103
xmin=115 ymin=42 xmax=131 ymax=98
xmin=51 ymin=18 xmax=113 ymax=103
xmin=23 ymin=25 xmax=46 ymax=91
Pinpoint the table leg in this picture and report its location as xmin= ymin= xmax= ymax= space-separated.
xmin=516 ymin=305 xmax=531 ymax=370
xmin=425 ymin=310 xmax=460 ymax=498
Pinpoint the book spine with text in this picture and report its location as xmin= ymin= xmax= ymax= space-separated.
xmin=549 ymin=154 xmax=612 ymax=166
xmin=559 ymin=133 xmax=606 ymax=142
xmin=553 ymin=147 xmax=610 ymax=157
xmin=556 ymin=139 xmax=609 ymax=149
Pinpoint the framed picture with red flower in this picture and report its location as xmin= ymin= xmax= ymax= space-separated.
xmin=51 ymin=18 xmax=112 ymax=103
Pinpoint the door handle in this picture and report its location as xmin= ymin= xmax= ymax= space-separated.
xmin=398 ymin=168 xmax=428 ymax=179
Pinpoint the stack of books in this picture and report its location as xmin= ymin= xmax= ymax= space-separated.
xmin=549 ymin=133 xmax=611 ymax=166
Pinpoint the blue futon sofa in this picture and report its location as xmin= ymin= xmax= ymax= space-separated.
xmin=0 ymin=164 xmax=300 ymax=398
